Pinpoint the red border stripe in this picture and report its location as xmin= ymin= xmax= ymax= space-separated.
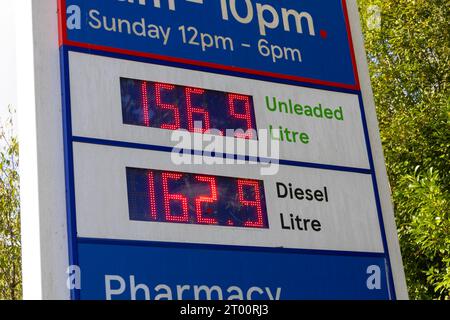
xmin=57 ymin=0 xmax=67 ymax=47
xmin=341 ymin=0 xmax=361 ymax=90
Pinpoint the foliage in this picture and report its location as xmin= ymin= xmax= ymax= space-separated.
xmin=358 ymin=0 xmax=450 ymax=299
xmin=396 ymin=168 xmax=450 ymax=299
xmin=0 ymin=107 xmax=21 ymax=300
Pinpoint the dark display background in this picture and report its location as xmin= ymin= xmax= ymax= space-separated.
xmin=120 ymin=78 xmax=258 ymax=138
xmin=126 ymin=167 xmax=269 ymax=229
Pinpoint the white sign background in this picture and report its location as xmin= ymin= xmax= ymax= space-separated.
xmin=74 ymin=142 xmax=383 ymax=253
xmin=69 ymin=52 xmax=370 ymax=169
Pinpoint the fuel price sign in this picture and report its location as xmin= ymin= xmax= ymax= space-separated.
xmin=16 ymin=0 xmax=408 ymax=300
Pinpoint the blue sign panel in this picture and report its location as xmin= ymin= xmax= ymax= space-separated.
xmin=62 ymin=0 xmax=357 ymax=88
xmin=78 ymin=240 xmax=390 ymax=300
xmin=57 ymin=0 xmax=399 ymax=301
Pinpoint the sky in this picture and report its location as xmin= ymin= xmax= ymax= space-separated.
xmin=0 ymin=2 xmax=17 ymax=130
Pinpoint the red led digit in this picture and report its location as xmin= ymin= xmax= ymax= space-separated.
xmin=162 ymin=172 xmax=189 ymax=223
xmin=194 ymin=175 xmax=218 ymax=225
xmin=237 ymin=179 xmax=264 ymax=228
xmin=128 ymin=168 xmax=269 ymax=229
xmin=147 ymin=170 xmax=157 ymax=220
xmin=155 ymin=83 xmax=181 ymax=130
xmin=141 ymin=81 xmax=150 ymax=127
xmin=185 ymin=87 xmax=211 ymax=133
xmin=228 ymin=94 xmax=254 ymax=139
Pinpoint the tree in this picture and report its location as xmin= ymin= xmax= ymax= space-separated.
xmin=0 ymin=107 xmax=21 ymax=300
xmin=358 ymin=0 xmax=450 ymax=299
